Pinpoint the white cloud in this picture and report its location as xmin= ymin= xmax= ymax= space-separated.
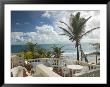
xmin=16 ymin=22 xmax=20 ymax=25
xmin=51 ymin=10 xmax=100 ymax=41
xmin=41 ymin=11 xmax=51 ymax=18
xmin=35 ymin=24 xmax=72 ymax=44
xmin=12 ymin=11 xmax=100 ymax=45
xmin=41 ymin=11 xmax=100 ymax=38
xmin=11 ymin=24 xmax=72 ymax=45
xmin=35 ymin=24 xmax=57 ymax=35
xmin=16 ymin=22 xmax=30 ymax=25
xmin=40 ymin=22 xmax=44 ymax=24
xmin=81 ymin=37 xmax=100 ymax=43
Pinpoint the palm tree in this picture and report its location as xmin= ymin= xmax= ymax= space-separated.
xmin=26 ymin=42 xmax=38 ymax=58
xmin=26 ymin=42 xmax=37 ymax=51
xmin=52 ymin=46 xmax=64 ymax=58
xmin=90 ymin=43 xmax=100 ymax=64
xmin=46 ymin=51 xmax=52 ymax=58
xmin=59 ymin=12 xmax=100 ymax=62
xmin=36 ymin=48 xmax=47 ymax=58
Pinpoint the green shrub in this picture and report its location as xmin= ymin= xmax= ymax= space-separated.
xmin=24 ymin=51 xmax=33 ymax=60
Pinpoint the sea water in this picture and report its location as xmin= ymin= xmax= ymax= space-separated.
xmin=11 ymin=43 xmax=99 ymax=62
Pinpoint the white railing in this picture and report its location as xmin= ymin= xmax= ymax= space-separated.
xmin=28 ymin=58 xmax=67 ymax=68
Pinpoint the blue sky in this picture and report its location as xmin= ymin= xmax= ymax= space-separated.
xmin=11 ymin=11 xmax=100 ymax=45
xmin=11 ymin=11 xmax=53 ymax=32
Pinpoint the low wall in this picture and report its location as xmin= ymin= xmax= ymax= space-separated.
xmin=36 ymin=64 xmax=61 ymax=77
xmin=74 ymin=68 xmax=100 ymax=77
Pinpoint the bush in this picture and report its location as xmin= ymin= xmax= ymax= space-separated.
xmin=24 ymin=51 xmax=33 ymax=60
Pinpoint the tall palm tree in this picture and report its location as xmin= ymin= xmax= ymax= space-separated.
xmin=59 ymin=12 xmax=100 ymax=61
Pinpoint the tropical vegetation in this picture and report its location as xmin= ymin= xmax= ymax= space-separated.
xmin=19 ymin=42 xmax=54 ymax=60
xmin=59 ymin=12 xmax=100 ymax=62
xmin=52 ymin=45 xmax=64 ymax=58
xmin=35 ymin=48 xmax=52 ymax=58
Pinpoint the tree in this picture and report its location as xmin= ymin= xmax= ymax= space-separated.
xmin=90 ymin=43 xmax=100 ymax=64
xmin=26 ymin=42 xmax=38 ymax=58
xmin=18 ymin=42 xmax=38 ymax=60
xmin=24 ymin=51 xmax=33 ymax=60
xmin=35 ymin=47 xmax=53 ymax=58
xmin=35 ymin=48 xmax=47 ymax=58
xmin=52 ymin=46 xmax=64 ymax=58
xmin=59 ymin=12 xmax=100 ymax=62
xmin=46 ymin=51 xmax=52 ymax=58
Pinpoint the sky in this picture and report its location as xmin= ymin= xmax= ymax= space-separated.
xmin=11 ymin=11 xmax=100 ymax=45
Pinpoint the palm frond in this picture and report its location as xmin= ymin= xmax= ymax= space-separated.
xmin=80 ymin=27 xmax=100 ymax=39
xmin=78 ymin=16 xmax=92 ymax=33
xmin=59 ymin=21 xmax=73 ymax=32
xmin=59 ymin=26 xmax=73 ymax=37
xmin=59 ymin=34 xmax=66 ymax=35
xmin=75 ymin=12 xmax=80 ymax=21
xmin=81 ymin=16 xmax=92 ymax=25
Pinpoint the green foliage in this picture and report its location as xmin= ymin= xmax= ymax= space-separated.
xmin=59 ymin=12 xmax=100 ymax=61
xmin=18 ymin=51 xmax=34 ymax=60
xmin=35 ymin=48 xmax=52 ymax=58
xmin=52 ymin=45 xmax=64 ymax=58
xmin=26 ymin=42 xmax=38 ymax=58
xmin=24 ymin=51 xmax=33 ymax=60
xmin=19 ymin=42 xmax=53 ymax=59
xmin=36 ymin=48 xmax=47 ymax=58
xmin=46 ymin=51 xmax=52 ymax=58
xmin=26 ymin=42 xmax=36 ymax=52
xmin=19 ymin=42 xmax=38 ymax=60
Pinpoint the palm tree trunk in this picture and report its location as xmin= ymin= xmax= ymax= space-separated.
xmin=96 ymin=54 xmax=97 ymax=65
xmin=80 ymin=44 xmax=83 ymax=61
xmin=76 ymin=42 xmax=79 ymax=61
xmin=81 ymin=52 xmax=82 ymax=61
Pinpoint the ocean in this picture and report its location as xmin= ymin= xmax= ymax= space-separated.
xmin=11 ymin=43 xmax=99 ymax=62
